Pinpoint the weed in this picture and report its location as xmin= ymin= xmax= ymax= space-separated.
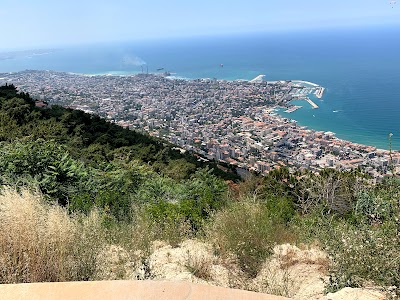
xmin=185 ymin=250 xmax=212 ymax=280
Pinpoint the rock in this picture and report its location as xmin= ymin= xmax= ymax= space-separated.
xmin=251 ymin=244 xmax=329 ymax=299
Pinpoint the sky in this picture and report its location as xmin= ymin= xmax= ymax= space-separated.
xmin=0 ymin=0 xmax=399 ymax=50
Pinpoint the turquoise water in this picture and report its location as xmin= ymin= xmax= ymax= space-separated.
xmin=1 ymin=26 xmax=400 ymax=149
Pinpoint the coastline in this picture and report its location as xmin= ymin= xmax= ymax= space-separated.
xmin=0 ymin=28 xmax=399 ymax=153
xmin=0 ymin=68 xmax=396 ymax=152
xmin=1 ymin=69 xmax=397 ymax=178
xmin=274 ymin=104 xmax=393 ymax=153
xmin=272 ymin=104 xmax=392 ymax=155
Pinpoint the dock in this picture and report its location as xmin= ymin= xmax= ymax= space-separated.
xmin=305 ymin=98 xmax=319 ymax=109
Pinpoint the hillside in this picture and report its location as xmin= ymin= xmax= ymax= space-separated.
xmin=0 ymin=83 xmax=238 ymax=178
xmin=0 ymin=83 xmax=237 ymax=212
xmin=0 ymin=84 xmax=399 ymax=299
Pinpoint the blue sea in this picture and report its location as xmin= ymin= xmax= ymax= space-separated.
xmin=1 ymin=26 xmax=400 ymax=149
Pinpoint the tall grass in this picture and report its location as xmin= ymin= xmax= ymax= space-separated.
xmin=0 ymin=188 xmax=105 ymax=283
xmin=206 ymin=198 xmax=295 ymax=278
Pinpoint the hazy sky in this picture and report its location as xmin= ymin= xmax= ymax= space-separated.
xmin=1 ymin=0 xmax=399 ymax=49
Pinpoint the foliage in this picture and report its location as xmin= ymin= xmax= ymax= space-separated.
xmin=1 ymin=84 xmax=399 ymax=294
xmin=138 ymin=167 xmax=227 ymax=235
xmin=322 ymin=178 xmax=400 ymax=295
xmin=324 ymin=219 xmax=399 ymax=295
xmin=292 ymin=177 xmax=400 ymax=297
xmin=0 ymin=139 xmax=89 ymax=205
xmin=0 ymin=84 xmax=237 ymax=220
xmin=207 ymin=197 xmax=295 ymax=278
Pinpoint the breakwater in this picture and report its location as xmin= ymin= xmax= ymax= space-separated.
xmin=305 ymin=98 xmax=319 ymax=109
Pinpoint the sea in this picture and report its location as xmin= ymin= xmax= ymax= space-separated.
xmin=1 ymin=26 xmax=400 ymax=150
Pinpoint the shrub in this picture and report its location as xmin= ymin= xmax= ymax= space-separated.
xmin=136 ymin=168 xmax=227 ymax=234
xmin=324 ymin=219 xmax=400 ymax=296
xmin=206 ymin=199 xmax=294 ymax=277
xmin=322 ymin=181 xmax=400 ymax=296
xmin=0 ymin=139 xmax=89 ymax=206
xmin=185 ymin=251 xmax=213 ymax=280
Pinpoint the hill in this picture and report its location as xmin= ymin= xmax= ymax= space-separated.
xmin=0 ymin=84 xmax=398 ymax=298
xmin=0 ymin=83 xmax=237 ymax=215
xmin=0 ymin=83 xmax=237 ymax=180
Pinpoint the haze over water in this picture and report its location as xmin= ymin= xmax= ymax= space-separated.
xmin=1 ymin=27 xmax=400 ymax=149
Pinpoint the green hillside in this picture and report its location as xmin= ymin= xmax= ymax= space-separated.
xmin=0 ymin=84 xmax=238 ymax=215
xmin=0 ymin=84 xmax=237 ymax=178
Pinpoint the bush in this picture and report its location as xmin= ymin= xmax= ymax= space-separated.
xmin=0 ymin=139 xmax=89 ymax=206
xmin=206 ymin=198 xmax=294 ymax=277
xmin=136 ymin=168 xmax=227 ymax=234
xmin=323 ymin=181 xmax=400 ymax=295
xmin=324 ymin=219 xmax=399 ymax=295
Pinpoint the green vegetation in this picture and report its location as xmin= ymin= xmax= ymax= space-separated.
xmin=0 ymin=84 xmax=398 ymax=297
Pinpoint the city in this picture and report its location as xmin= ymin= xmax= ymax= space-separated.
xmin=1 ymin=70 xmax=398 ymax=180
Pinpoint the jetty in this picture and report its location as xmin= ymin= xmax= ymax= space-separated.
xmin=292 ymin=80 xmax=319 ymax=87
xmin=305 ymin=97 xmax=319 ymax=109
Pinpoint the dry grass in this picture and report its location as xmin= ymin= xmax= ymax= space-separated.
xmin=93 ymin=245 xmax=135 ymax=280
xmin=206 ymin=199 xmax=293 ymax=278
xmin=185 ymin=250 xmax=213 ymax=280
xmin=0 ymin=187 xmax=330 ymax=298
xmin=0 ymin=188 xmax=105 ymax=283
xmin=130 ymin=206 xmax=194 ymax=251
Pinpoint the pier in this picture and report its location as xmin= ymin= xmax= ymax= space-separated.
xmin=305 ymin=98 xmax=319 ymax=109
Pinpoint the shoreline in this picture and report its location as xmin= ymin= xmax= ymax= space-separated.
xmin=0 ymin=69 xmax=395 ymax=152
xmin=274 ymin=105 xmax=393 ymax=153
xmin=273 ymin=105 xmax=393 ymax=154
xmin=1 ymin=69 xmax=397 ymax=178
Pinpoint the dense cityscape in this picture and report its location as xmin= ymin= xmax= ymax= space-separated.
xmin=1 ymin=70 xmax=398 ymax=180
